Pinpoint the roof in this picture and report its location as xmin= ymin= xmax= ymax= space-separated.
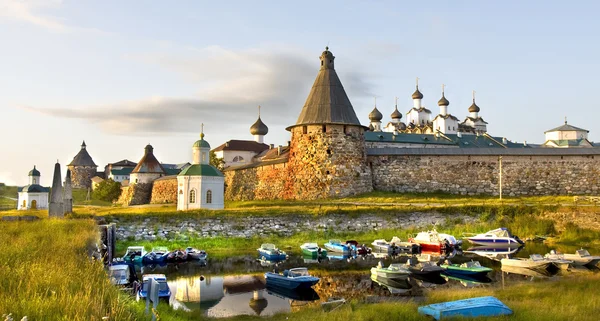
xmin=365 ymin=132 xmax=527 ymax=148
xmin=408 ymin=107 xmax=432 ymax=114
xmin=367 ymin=147 xmax=600 ymax=156
xmin=544 ymin=123 xmax=589 ymax=133
xmin=289 ymin=48 xmax=363 ymax=129
xmin=222 ymin=157 xmax=288 ymax=171
xmin=178 ymin=164 xmax=223 ymax=177
xmin=68 ymin=141 xmax=97 ymax=167
xmin=369 ymin=107 xmax=383 ymax=121
xmin=91 ymin=176 xmax=105 ymax=183
xmin=432 ymin=114 xmax=460 ymax=122
xmin=108 ymin=159 xmax=137 ymax=167
xmin=110 ymin=168 xmax=133 ymax=176
xmin=438 ymin=94 xmax=449 ymax=106
xmin=193 ymin=133 xmax=211 ymax=148
xmin=412 ymin=86 xmax=424 ymax=99
xmin=391 ymin=107 xmax=402 ymax=119
xmin=544 ymin=139 xmax=593 ymax=147
xmin=250 ymin=116 xmax=269 ymax=136
xmin=256 ymin=146 xmax=290 ymax=161
xmin=463 ymin=117 xmax=489 ymax=125
xmin=28 ymin=166 xmax=40 ymax=177
xmin=18 ymin=184 xmax=49 ymax=193
xmin=165 ymin=168 xmax=181 ymax=175
xmin=212 ymin=140 xmax=269 ymax=153
xmin=131 ymin=145 xmax=166 ymax=174
xmin=468 ymin=101 xmax=480 ymax=113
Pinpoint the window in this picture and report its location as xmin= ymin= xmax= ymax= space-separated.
xmin=206 ymin=190 xmax=212 ymax=204
xmin=322 ymin=125 xmax=326 ymax=133
xmin=202 ymin=152 xmax=206 ymax=163
xmin=33 ymin=178 xmax=36 ymax=184
xmin=303 ymin=126 xmax=307 ymax=134
xmin=232 ymin=156 xmax=244 ymax=162
xmin=189 ymin=189 xmax=196 ymax=203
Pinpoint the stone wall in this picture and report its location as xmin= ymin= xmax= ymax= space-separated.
xmin=68 ymin=165 xmax=97 ymax=189
xmin=369 ymin=154 xmax=600 ymax=196
xmin=150 ymin=176 xmax=178 ymax=204
xmin=117 ymin=183 xmax=153 ymax=206
xmin=224 ymin=162 xmax=286 ymax=201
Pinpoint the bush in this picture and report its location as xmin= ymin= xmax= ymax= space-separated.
xmin=92 ymin=179 xmax=122 ymax=202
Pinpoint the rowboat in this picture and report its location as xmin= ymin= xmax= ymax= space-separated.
xmin=419 ymin=296 xmax=512 ymax=320
xmin=122 ymin=246 xmax=146 ymax=264
xmin=345 ymin=240 xmax=372 ymax=255
xmin=257 ymin=243 xmax=288 ymax=260
xmin=265 ymin=267 xmax=319 ymax=290
xmin=464 ymin=228 xmax=524 ymax=247
xmin=500 ymin=254 xmax=553 ymax=269
xmin=440 ymin=260 xmax=493 ymax=278
xmin=300 ymin=243 xmax=327 ymax=259
xmin=370 ymin=262 xmax=411 ymax=279
xmin=546 ymin=249 xmax=600 ymax=267
xmin=142 ymin=247 xmax=169 ymax=265
xmin=324 ymin=239 xmax=354 ymax=255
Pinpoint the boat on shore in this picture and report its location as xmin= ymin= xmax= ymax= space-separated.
xmin=370 ymin=262 xmax=411 ymax=279
xmin=300 ymin=243 xmax=327 ymax=259
xmin=440 ymin=260 xmax=493 ymax=278
xmin=406 ymin=259 xmax=444 ymax=279
xmin=142 ymin=247 xmax=169 ymax=265
xmin=546 ymin=249 xmax=600 ymax=267
xmin=501 ymin=255 xmax=553 ymax=269
xmin=372 ymin=237 xmax=419 ymax=254
xmin=185 ymin=247 xmax=207 ymax=261
xmin=265 ymin=267 xmax=320 ymax=290
xmin=345 ymin=240 xmax=372 ymax=255
xmin=324 ymin=239 xmax=354 ymax=255
xmin=122 ymin=246 xmax=146 ymax=264
xmin=257 ymin=243 xmax=288 ymax=261
xmin=166 ymin=249 xmax=188 ymax=263
xmin=419 ymin=296 xmax=512 ymax=320
xmin=108 ymin=261 xmax=137 ymax=287
xmin=409 ymin=230 xmax=457 ymax=253
xmin=464 ymin=228 xmax=524 ymax=247
xmin=137 ymin=274 xmax=171 ymax=301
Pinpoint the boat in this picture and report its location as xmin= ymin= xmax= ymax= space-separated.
xmin=324 ymin=239 xmax=354 ymax=255
xmin=257 ymin=243 xmax=288 ymax=260
xmin=122 ymin=246 xmax=146 ymax=264
xmin=266 ymin=284 xmax=320 ymax=301
xmin=464 ymin=228 xmax=524 ymax=247
xmin=501 ymin=265 xmax=557 ymax=278
xmin=409 ymin=230 xmax=456 ymax=253
xmin=300 ymin=243 xmax=327 ymax=259
xmin=418 ymin=296 xmax=512 ymax=320
xmin=444 ymin=274 xmax=493 ymax=287
xmin=540 ymin=251 xmax=572 ymax=269
xmin=142 ymin=247 xmax=169 ymax=265
xmin=137 ymin=274 xmax=171 ymax=301
xmin=370 ymin=274 xmax=413 ymax=294
xmin=546 ymin=249 xmax=600 ymax=267
xmin=440 ymin=260 xmax=493 ymax=278
xmin=500 ymin=254 xmax=553 ymax=269
xmin=327 ymin=253 xmax=355 ymax=261
xmin=345 ymin=240 xmax=372 ymax=255
xmin=370 ymin=262 xmax=411 ymax=279
xmin=108 ymin=261 xmax=137 ymax=286
xmin=406 ymin=259 xmax=444 ymax=279
xmin=185 ymin=247 xmax=207 ymax=260
xmin=464 ymin=246 xmax=523 ymax=261
xmin=372 ymin=237 xmax=419 ymax=254
xmin=165 ymin=249 xmax=188 ymax=263
xmin=264 ymin=267 xmax=320 ymax=289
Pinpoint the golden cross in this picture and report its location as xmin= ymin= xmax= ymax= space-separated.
xmin=201 ymin=123 xmax=204 ymax=135
xmin=395 ymin=96 xmax=398 ymax=107
xmin=472 ymin=90 xmax=476 ymax=102
xmin=442 ymin=84 xmax=446 ymax=95
xmin=416 ymin=77 xmax=420 ymax=88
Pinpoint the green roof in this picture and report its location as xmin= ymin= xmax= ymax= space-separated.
xmin=28 ymin=166 xmax=40 ymax=177
xmin=193 ymin=139 xmax=211 ymax=148
xmin=110 ymin=168 xmax=133 ymax=176
xmin=365 ymin=132 xmax=528 ymax=148
xmin=178 ymin=164 xmax=223 ymax=177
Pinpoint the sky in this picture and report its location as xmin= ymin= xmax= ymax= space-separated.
xmin=1 ymin=0 xmax=600 ymax=186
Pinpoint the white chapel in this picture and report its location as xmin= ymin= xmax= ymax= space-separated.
xmin=17 ymin=166 xmax=50 ymax=210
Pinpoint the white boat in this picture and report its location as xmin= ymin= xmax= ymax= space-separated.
xmin=372 ymin=237 xmax=418 ymax=254
xmin=370 ymin=262 xmax=411 ymax=279
xmin=464 ymin=246 xmax=521 ymax=261
xmin=540 ymin=252 xmax=572 ymax=270
xmin=547 ymin=249 xmax=600 ymax=267
xmin=465 ymin=228 xmax=524 ymax=247
xmin=500 ymin=254 xmax=553 ymax=269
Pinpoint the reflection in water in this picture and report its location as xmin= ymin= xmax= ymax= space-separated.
xmin=370 ymin=275 xmax=413 ymax=294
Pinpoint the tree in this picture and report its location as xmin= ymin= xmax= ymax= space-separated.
xmin=210 ymin=151 xmax=225 ymax=171
xmin=92 ymin=179 xmax=122 ymax=202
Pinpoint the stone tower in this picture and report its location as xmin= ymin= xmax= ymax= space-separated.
xmin=68 ymin=141 xmax=98 ymax=189
xmin=285 ymin=47 xmax=373 ymax=200
xmin=48 ymin=162 xmax=64 ymax=218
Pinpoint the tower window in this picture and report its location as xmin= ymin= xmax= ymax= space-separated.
xmin=343 ymin=125 xmax=347 ymax=134
xmin=321 ymin=61 xmax=323 ymax=66
xmin=189 ymin=189 xmax=196 ymax=203
xmin=232 ymin=156 xmax=244 ymax=162
xmin=206 ymin=190 xmax=212 ymax=204
xmin=303 ymin=126 xmax=307 ymax=134
xmin=326 ymin=149 xmax=331 ymax=155
xmin=322 ymin=125 xmax=326 ymax=133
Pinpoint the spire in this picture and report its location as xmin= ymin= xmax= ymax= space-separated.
xmin=63 ymin=169 xmax=73 ymax=214
xmin=565 ymin=116 xmax=567 ymax=124
xmin=201 ymin=123 xmax=205 ymax=140
xmin=81 ymin=141 xmax=86 ymax=149
xmin=193 ymin=123 xmax=211 ymax=149
xmin=48 ymin=162 xmax=64 ymax=218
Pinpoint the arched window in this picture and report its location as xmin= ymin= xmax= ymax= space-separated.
xmin=206 ymin=190 xmax=212 ymax=204
xmin=33 ymin=178 xmax=36 ymax=184
xmin=189 ymin=189 xmax=196 ymax=203
xmin=232 ymin=156 xmax=244 ymax=163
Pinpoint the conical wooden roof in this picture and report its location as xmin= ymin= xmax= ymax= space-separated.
xmin=288 ymin=48 xmax=363 ymax=130
xmin=131 ymin=144 xmax=166 ymax=174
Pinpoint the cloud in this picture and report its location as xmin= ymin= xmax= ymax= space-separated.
xmin=23 ymin=46 xmax=374 ymax=135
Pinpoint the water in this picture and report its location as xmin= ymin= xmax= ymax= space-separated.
xmin=131 ymin=242 xmax=599 ymax=318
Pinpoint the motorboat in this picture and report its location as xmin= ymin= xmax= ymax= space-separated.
xmin=464 ymin=246 xmax=523 ymax=261
xmin=257 ymin=243 xmax=287 ymax=260
xmin=137 ymin=274 xmax=171 ymax=301
xmin=444 ymin=274 xmax=493 ymax=287
xmin=501 ymin=265 xmax=557 ymax=278
xmin=500 ymin=254 xmax=553 ymax=269
xmin=440 ymin=260 xmax=493 ymax=278
xmin=345 ymin=240 xmax=372 ymax=255
xmin=409 ymin=230 xmax=456 ymax=253
xmin=300 ymin=243 xmax=327 ymax=259
xmin=370 ymin=274 xmax=413 ymax=294
xmin=405 ymin=258 xmax=444 ymax=279
xmin=541 ymin=251 xmax=573 ymax=269
xmin=122 ymin=246 xmax=146 ymax=264
xmin=165 ymin=249 xmax=188 ymax=263
xmin=372 ymin=237 xmax=419 ymax=254
xmin=142 ymin=247 xmax=169 ymax=265
xmin=265 ymin=267 xmax=320 ymax=289
xmin=324 ymin=239 xmax=354 ymax=255
xmin=108 ymin=261 xmax=137 ymax=286
xmin=465 ymin=228 xmax=524 ymax=247
xmin=185 ymin=247 xmax=207 ymax=261
xmin=546 ymin=249 xmax=600 ymax=267
xmin=370 ymin=262 xmax=411 ymax=279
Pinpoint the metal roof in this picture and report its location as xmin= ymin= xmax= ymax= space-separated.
xmin=178 ymin=164 xmax=223 ymax=177
xmin=18 ymin=184 xmax=49 ymax=193
xmin=367 ymin=147 xmax=600 ymax=156
xmin=364 ymin=132 xmax=525 ymax=148
xmin=68 ymin=142 xmax=97 ymax=167
xmin=212 ymin=140 xmax=269 ymax=153
xmin=544 ymin=123 xmax=589 ymax=133
xmin=131 ymin=145 xmax=166 ymax=174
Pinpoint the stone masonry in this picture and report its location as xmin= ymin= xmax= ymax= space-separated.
xmin=68 ymin=165 xmax=96 ymax=189
xmin=150 ymin=177 xmax=178 ymax=204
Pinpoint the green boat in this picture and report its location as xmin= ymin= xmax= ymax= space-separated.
xmin=122 ymin=246 xmax=146 ymax=264
xmin=300 ymin=243 xmax=327 ymax=258
xmin=440 ymin=260 xmax=492 ymax=278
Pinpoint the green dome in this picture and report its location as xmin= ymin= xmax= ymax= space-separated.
xmin=193 ymin=133 xmax=211 ymax=148
xmin=28 ymin=166 xmax=40 ymax=177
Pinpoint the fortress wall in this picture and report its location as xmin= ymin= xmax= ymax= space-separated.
xmin=224 ymin=162 xmax=287 ymax=201
xmin=150 ymin=177 xmax=178 ymax=204
xmin=116 ymin=183 xmax=153 ymax=205
xmin=68 ymin=165 xmax=96 ymax=189
xmin=369 ymin=154 xmax=600 ymax=196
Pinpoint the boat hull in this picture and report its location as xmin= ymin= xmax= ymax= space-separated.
xmin=324 ymin=243 xmax=352 ymax=255
xmin=265 ymin=273 xmax=319 ymax=290
xmin=301 ymin=248 xmax=327 ymax=258
xmin=370 ymin=267 xmax=410 ymax=279
xmin=258 ymin=251 xmax=287 ymax=261
xmin=440 ymin=265 xmax=493 ymax=278
xmin=419 ymin=296 xmax=512 ymax=320
xmin=467 ymin=237 xmax=522 ymax=247
xmin=500 ymin=259 xmax=552 ymax=269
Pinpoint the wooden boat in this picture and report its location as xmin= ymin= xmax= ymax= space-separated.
xmin=500 ymin=254 xmax=553 ymax=269
xmin=370 ymin=262 xmax=411 ymax=279
xmin=345 ymin=240 xmax=372 ymax=255
xmin=547 ymin=249 xmax=600 ymax=267
xmin=440 ymin=260 xmax=493 ymax=278
xmin=300 ymin=243 xmax=327 ymax=259
xmin=409 ymin=230 xmax=456 ymax=253
xmin=122 ymin=246 xmax=146 ymax=264
xmin=257 ymin=243 xmax=287 ymax=260
xmin=265 ymin=267 xmax=319 ymax=290
xmin=464 ymin=228 xmax=524 ymax=247
xmin=142 ymin=247 xmax=169 ymax=265
xmin=137 ymin=274 xmax=171 ymax=301
xmin=165 ymin=249 xmax=188 ymax=263
xmin=419 ymin=296 xmax=512 ymax=320
xmin=324 ymin=239 xmax=354 ymax=255
xmin=185 ymin=247 xmax=207 ymax=260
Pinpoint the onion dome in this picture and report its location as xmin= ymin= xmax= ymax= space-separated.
xmin=468 ymin=100 xmax=480 ymax=113
xmin=193 ymin=133 xmax=211 ymax=148
xmin=412 ymin=86 xmax=423 ymax=99
xmin=28 ymin=165 xmax=40 ymax=177
xmin=369 ymin=107 xmax=383 ymax=121
xmin=391 ymin=107 xmax=402 ymax=119
xmin=438 ymin=94 xmax=449 ymax=106
xmin=250 ymin=117 xmax=269 ymax=136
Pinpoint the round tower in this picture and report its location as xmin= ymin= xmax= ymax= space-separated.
xmin=285 ymin=47 xmax=373 ymax=200
xmin=67 ymin=141 xmax=98 ymax=189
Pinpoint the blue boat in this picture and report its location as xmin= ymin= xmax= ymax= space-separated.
xmin=324 ymin=239 xmax=354 ymax=255
xmin=257 ymin=243 xmax=288 ymax=261
xmin=465 ymin=228 xmax=524 ymax=247
xmin=142 ymin=247 xmax=169 ymax=265
xmin=265 ymin=267 xmax=320 ymax=290
xmin=137 ymin=274 xmax=171 ymax=301
xmin=418 ymin=296 xmax=512 ymax=320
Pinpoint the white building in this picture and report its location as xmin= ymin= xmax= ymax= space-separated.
xmin=368 ymin=103 xmax=383 ymax=132
xmin=460 ymin=94 xmax=488 ymax=134
xmin=130 ymin=144 xmax=167 ymax=184
xmin=17 ymin=166 xmax=49 ymax=210
xmin=108 ymin=167 xmax=133 ymax=183
xmin=543 ymin=121 xmax=592 ymax=148
xmin=432 ymin=88 xmax=460 ymax=134
xmin=177 ymin=132 xmax=224 ymax=210
xmin=405 ymin=84 xmax=432 ymax=128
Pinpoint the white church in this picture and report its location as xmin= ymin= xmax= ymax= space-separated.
xmin=177 ymin=129 xmax=225 ymax=210
xmin=17 ymin=166 xmax=50 ymax=210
